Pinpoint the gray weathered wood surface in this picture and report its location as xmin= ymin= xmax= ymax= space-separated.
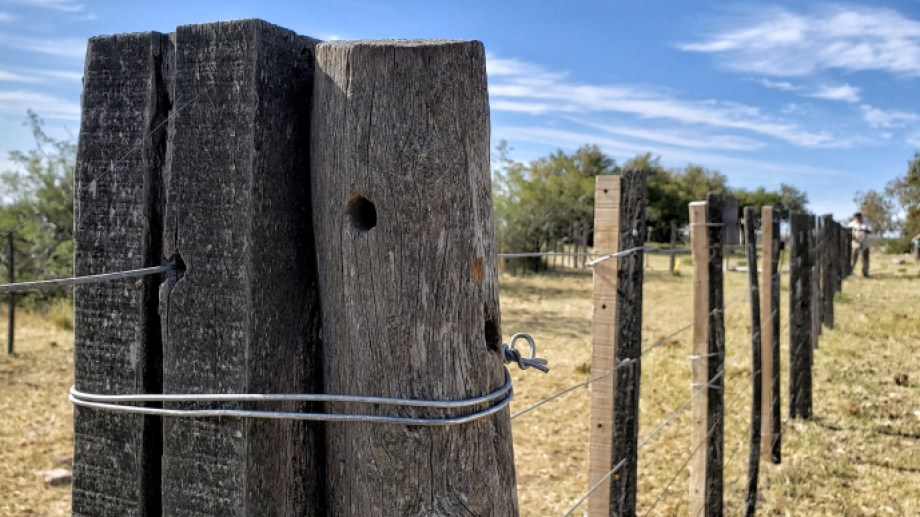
xmin=742 ymin=206 xmax=761 ymax=517
xmin=789 ymin=213 xmax=813 ymax=419
xmin=610 ymin=170 xmax=647 ymax=516
xmin=702 ymin=193 xmax=725 ymax=517
xmin=159 ymin=20 xmax=323 ymax=516
xmin=311 ymin=40 xmax=518 ymax=516
xmin=821 ymin=214 xmax=835 ymax=330
xmin=73 ymin=31 xmax=171 ymax=517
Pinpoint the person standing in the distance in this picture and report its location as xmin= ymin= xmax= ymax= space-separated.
xmin=848 ymin=211 xmax=873 ymax=277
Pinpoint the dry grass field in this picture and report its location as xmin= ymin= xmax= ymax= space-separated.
xmin=1 ymin=253 xmax=917 ymax=516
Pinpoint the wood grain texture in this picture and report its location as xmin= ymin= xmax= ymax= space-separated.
xmin=689 ymin=194 xmax=725 ymax=517
xmin=742 ymin=207 xmax=761 ymax=517
xmin=586 ymin=171 xmax=646 ymax=517
xmin=160 ymin=20 xmax=323 ymax=516
xmin=73 ymin=31 xmax=171 ymax=517
xmin=588 ymin=175 xmax=620 ymax=517
xmin=789 ymin=213 xmax=813 ymax=420
xmin=609 ymin=170 xmax=646 ymax=516
xmin=311 ymin=40 xmax=517 ymax=516
xmin=759 ymin=207 xmax=781 ymax=464
xmin=688 ymin=201 xmax=707 ymax=517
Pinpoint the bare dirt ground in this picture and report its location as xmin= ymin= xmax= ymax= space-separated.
xmin=1 ymin=253 xmax=917 ymax=516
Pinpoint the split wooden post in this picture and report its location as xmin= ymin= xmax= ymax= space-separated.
xmin=72 ymin=31 xmax=172 ymax=515
xmin=159 ymin=20 xmax=323 ymax=515
xmin=759 ymin=207 xmax=781 ymax=463
xmin=742 ymin=207 xmax=762 ymax=517
xmin=689 ymin=193 xmax=725 ymax=517
xmin=311 ymin=40 xmax=518 ymax=516
xmin=586 ymin=171 xmax=647 ymax=517
xmin=789 ymin=213 xmax=813 ymax=419
xmin=6 ymin=232 xmax=13 ymax=355
xmin=821 ymin=214 xmax=835 ymax=330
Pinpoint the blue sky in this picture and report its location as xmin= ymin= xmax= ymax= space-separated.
xmin=1 ymin=1 xmax=919 ymax=220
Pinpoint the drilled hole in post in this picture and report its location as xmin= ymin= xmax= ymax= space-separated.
xmin=347 ymin=195 xmax=377 ymax=232
xmin=484 ymin=306 xmax=501 ymax=352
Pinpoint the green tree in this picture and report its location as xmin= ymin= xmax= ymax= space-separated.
xmin=853 ymin=189 xmax=896 ymax=235
xmin=0 ymin=111 xmax=75 ymax=299
xmin=492 ymin=142 xmax=618 ymax=269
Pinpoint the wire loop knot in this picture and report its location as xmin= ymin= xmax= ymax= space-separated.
xmin=502 ymin=333 xmax=549 ymax=373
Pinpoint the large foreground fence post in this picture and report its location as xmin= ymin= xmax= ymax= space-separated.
xmin=689 ymin=193 xmax=725 ymax=517
xmin=159 ymin=21 xmax=323 ymax=515
xmin=587 ymin=170 xmax=647 ymax=517
xmin=73 ymin=31 xmax=172 ymax=515
xmin=311 ymin=40 xmax=518 ymax=516
xmin=789 ymin=213 xmax=813 ymax=419
xmin=759 ymin=207 xmax=781 ymax=463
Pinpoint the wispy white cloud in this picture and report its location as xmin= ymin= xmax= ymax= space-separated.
xmin=0 ymin=12 xmax=16 ymax=22
xmin=488 ymin=55 xmax=848 ymax=148
xmin=679 ymin=5 xmax=920 ymax=77
xmin=498 ymin=125 xmax=856 ymax=181
xmin=0 ymin=69 xmax=42 ymax=83
xmin=5 ymin=0 xmax=84 ymax=13
xmin=859 ymin=104 xmax=919 ymax=128
xmin=0 ymin=90 xmax=80 ymax=120
xmin=806 ymin=84 xmax=861 ymax=103
xmin=756 ymin=78 xmax=860 ymax=103
xmin=568 ymin=118 xmax=765 ymax=151
xmin=0 ymin=32 xmax=86 ymax=59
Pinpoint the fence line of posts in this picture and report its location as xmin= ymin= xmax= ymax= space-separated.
xmin=0 ymin=18 xmax=857 ymax=516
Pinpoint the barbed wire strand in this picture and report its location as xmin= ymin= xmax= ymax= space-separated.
xmin=641 ymin=385 xmax=749 ymax=517
xmin=560 ymin=458 xmax=629 ymax=517
xmin=0 ymin=264 xmax=174 ymax=294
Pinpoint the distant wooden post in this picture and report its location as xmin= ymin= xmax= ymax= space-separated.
xmin=669 ymin=220 xmax=678 ymax=273
xmin=810 ymin=217 xmax=821 ymax=349
xmin=6 ymin=232 xmax=13 ymax=355
xmin=742 ymin=207 xmax=762 ymax=517
xmin=821 ymin=214 xmax=835 ymax=330
xmin=789 ymin=213 xmax=813 ymax=419
xmin=311 ymin=40 xmax=518 ymax=516
xmin=689 ymin=193 xmax=725 ymax=517
xmin=159 ymin=21 xmax=323 ymax=515
xmin=759 ymin=207 xmax=781 ymax=463
xmin=73 ymin=31 xmax=172 ymax=515
xmin=586 ymin=171 xmax=647 ymax=517
xmin=836 ymin=222 xmax=845 ymax=291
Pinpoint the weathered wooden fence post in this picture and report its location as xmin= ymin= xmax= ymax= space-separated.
xmin=789 ymin=213 xmax=813 ymax=419
xmin=311 ymin=40 xmax=518 ymax=516
xmin=821 ymin=214 xmax=835 ymax=330
xmin=586 ymin=170 xmax=647 ymax=517
xmin=810 ymin=216 xmax=821 ymax=350
xmin=6 ymin=232 xmax=13 ymax=355
xmin=689 ymin=193 xmax=725 ymax=517
xmin=759 ymin=206 xmax=781 ymax=463
xmin=669 ymin=220 xmax=678 ymax=273
xmin=742 ymin=207 xmax=761 ymax=517
xmin=73 ymin=31 xmax=172 ymax=515
xmin=159 ymin=20 xmax=323 ymax=515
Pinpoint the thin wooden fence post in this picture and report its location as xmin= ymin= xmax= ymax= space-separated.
xmin=836 ymin=222 xmax=845 ymax=291
xmin=810 ymin=217 xmax=821 ymax=350
xmin=689 ymin=193 xmax=725 ymax=517
xmin=742 ymin=207 xmax=762 ymax=516
xmin=759 ymin=207 xmax=781 ymax=463
xmin=789 ymin=213 xmax=813 ymax=419
xmin=6 ymin=232 xmax=13 ymax=355
xmin=72 ymin=31 xmax=172 ymax=515
xmin=586 ymin=170 xmax=647 ymax=517
xmin=821 ymin=214 xmax=835 ymax=330
xmin=311 ymin=40 xmax=518 ymax=516
xmin=159 ymin=20 xmax=323 ymax=516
